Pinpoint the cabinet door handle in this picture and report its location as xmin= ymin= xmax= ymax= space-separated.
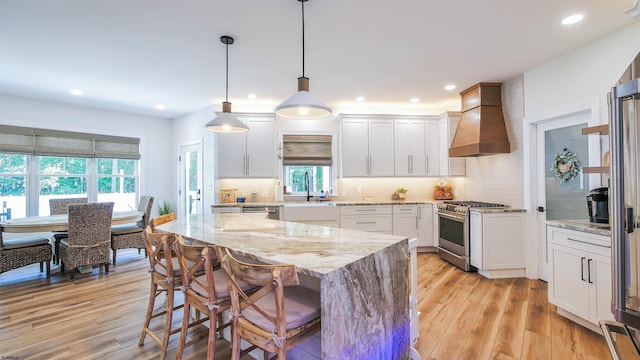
xmin=368 ymin=155 xmax=372 ymax=175
xmin=356 ymin=221 xmax=377 ymax=225
xmin=426 ymin=155 xmax=429 ymax=173
xmin=581 ymin=257 xmax=586 ymax=282
xmin=588 ymin=258 xmax=593 ymax=284
xmin=246 ymin=155 xmax=250 ymax=175
xmin=243 ymin=155 xmax=247 ymax=176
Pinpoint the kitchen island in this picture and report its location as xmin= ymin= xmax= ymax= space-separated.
xmin=156 ymin=213 xmax=410 ymax=360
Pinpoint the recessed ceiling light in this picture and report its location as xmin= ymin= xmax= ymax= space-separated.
xmin=70 ymin=89 xmax=83 ymax=96
xmin=155 ymin=104 xmax=165 ymax=110
xmin=248 ymin=94 xmax=257 ymax=100
xmin=410 ymin=97 xmax=420 ymax=103
xmin=444 ymin=84 xmax=456 ymax=91
xmin=562 ymin=14 xmax=583 ymax=25
xmin=356 ymin=96 xmax=365 ymax=102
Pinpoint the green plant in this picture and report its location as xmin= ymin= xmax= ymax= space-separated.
xmin=396 ymin=187 xmax=408 ymax=194
xmin=157 ymin=200 xmax=174 ymax=215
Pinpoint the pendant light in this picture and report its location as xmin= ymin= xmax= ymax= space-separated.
xmin=274 ymin=0 xmax=331 ymax=119
xmin=205 ymin=35 xmax=249 ymax=133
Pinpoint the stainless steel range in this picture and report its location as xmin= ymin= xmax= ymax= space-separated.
xmin=436 ymin=200 xmax=506 ymax=271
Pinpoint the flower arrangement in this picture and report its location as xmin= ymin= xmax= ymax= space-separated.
xmin=551 ymin=149 xmax=581 ymax=183
xmin=393 ymin=187 xmax=408 ymax=200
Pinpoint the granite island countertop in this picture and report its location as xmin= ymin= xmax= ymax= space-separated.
xmin=156 ymin=213 xmax=410 ymax=359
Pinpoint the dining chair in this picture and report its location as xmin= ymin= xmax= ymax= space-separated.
xmin=58 ymin=202 xmax=114 ymax=280
xmin=220 ymin=248 xmax=322 ymax=360
xmin=0 ymin=231 xmax=52 ymax=278
xmin=49 ymin=197 xmax=88 ymax=265
xmin=174 ymin=236 xmax=257 ymax=360
xmin=138 ymin=224 xmax=195 ymax=359
xmin=110 ymin=195 xmax=154 ymax=264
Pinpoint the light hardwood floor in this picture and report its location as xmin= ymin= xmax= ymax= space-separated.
xmin=0 ymin=251 xmax=611 ymax=359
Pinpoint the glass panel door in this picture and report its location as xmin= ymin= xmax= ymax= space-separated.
xmin=544 ymin=124 xmax=590 ymax=220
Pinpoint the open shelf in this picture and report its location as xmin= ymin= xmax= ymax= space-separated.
xmin=583 ymin=166 xmax=610 ymax=174
xmin=581 ymin=124 xmax=609 ymax=135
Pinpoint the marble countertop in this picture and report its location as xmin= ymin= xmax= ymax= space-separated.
xmin=470 ymin=207 xmax=526 ymax=213
xmin=546 ymin=219 xmax=611 ymax=237
xmin=155 ymin=213 xmax=407 ymax=278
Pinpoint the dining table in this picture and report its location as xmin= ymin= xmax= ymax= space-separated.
xmin=0 ymin=210 xmax=144 ymax=233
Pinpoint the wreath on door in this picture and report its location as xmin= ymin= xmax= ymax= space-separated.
xmin=551 ymin=148 xmax=581 ymax=183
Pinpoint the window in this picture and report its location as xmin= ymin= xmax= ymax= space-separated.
xmin=0 ymin=153 xmax=27 ymax=219
xmin=282 ymin=134 xmax=334 ymax=195
xmin=38 ymin=156 xmax=88 ymax=215
xmin=97 ymin=158 xmax=138 ymax=211
xmin=0 ymin=125 xmax=141 ymax=217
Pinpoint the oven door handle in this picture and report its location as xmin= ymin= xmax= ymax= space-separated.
xmin=437 ymin=212 xmax=465 ymax=222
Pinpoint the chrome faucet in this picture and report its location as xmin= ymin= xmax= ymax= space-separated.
xmin=304 ymin=171 xmax=313 ymax=201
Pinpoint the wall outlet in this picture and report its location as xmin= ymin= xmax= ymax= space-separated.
xmin=261 ymin=190 xmax=269 ymax=198
xmin=356 ymin=185 xmax=362 ymax=196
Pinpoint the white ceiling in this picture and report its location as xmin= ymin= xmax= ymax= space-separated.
xmin=0 ymin=0 xmax=637 ymax=119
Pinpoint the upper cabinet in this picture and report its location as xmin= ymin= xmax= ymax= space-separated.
xmin=438 ymin=111 xmax=466 ymax=176
xmin=394 ymin=118 xmax=426 ymax=176
xmin=217 ymin=114 xmax=276 ymax=178
xmin=341 ymin=115 xmax=395 ymax=177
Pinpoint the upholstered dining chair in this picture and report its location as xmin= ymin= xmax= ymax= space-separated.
xmin=138 ymin=224 xmax=194 ymax=359
xmin=59 ymin=202 xmax=114 ymax=280
xmin=0 ymin=231 xmax=52 ymax=278
xmin=110 ymin=195 xmax=154 ymax=264
xmin=174 ymin=236 xmax=258 ymax=360
xmin=49 ymin=197 xmax=88 ymax=265
xmin=221 ymin=248 xmax=322 ymax=360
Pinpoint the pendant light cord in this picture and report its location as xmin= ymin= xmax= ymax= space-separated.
xmin=301 ymin=0 xmax=305 ymax=78
xmin=225 ymin=40 xmax=229 ymax=102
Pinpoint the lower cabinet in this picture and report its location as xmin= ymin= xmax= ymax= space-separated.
xmin=392 ymin=204 xmax=418 ymax=239
xmin=211 ymin=206 xmax=242 ymax=214
xmin=283 ymin=205 xmax=340 ymax=227
xmin=469 ymin=211 xmax=525 ymax=278
xmin=547 ymin=225 xmax=614 ymax=327
xmin=340 ymin=205 xmax=392 ymax=234
xmin=417 ymin=204 xmax=436 ymax=249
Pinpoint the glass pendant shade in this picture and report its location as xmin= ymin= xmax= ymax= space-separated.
xmin=205 ymin=102 xmax=248 ymax=133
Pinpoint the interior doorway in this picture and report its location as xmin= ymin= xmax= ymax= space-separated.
xmin=178 ymin=142 xmax=203 ymax=217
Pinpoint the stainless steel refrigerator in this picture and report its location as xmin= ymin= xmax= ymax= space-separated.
xmin=601 ymin=52 xmax=640 ymax=359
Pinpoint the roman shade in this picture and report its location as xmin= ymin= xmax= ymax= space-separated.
xmin=282 ymin=135 xmax=332 ymax=166
xmin=0 ymin=125 xmax=140 ymax=159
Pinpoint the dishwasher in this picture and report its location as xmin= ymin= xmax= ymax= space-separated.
xmin=241 ymin=205 xmax=281 ymax=220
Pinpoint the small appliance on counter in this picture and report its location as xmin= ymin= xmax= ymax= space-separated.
xmin=586 ymin=187 xmax=609 ymax=224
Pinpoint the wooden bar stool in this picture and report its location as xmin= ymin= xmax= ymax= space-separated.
xmin=138 ymin=225 xmax=207 ymax=359
xmin=221 ymin=248 xmax=322 ymax=360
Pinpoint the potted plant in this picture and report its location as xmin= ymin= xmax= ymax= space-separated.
xmin=396 ymin=187 xmax=408 ymax=200
xmin=157 ymin=200 xmax=174 ymax=215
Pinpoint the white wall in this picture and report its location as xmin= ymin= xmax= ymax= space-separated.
xmin=0 ymin=93 xmax=173 ymax=216
xmin=524 ymin=21 xmax=640 ymax=119
xmin=170 ymin=105 xmax=214 ymax=211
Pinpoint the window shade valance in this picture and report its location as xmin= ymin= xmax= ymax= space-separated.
xmin=0 ymin=125 xmax=140 ymax=159
xmin=282 ymin=134 xmax=332 ymax=166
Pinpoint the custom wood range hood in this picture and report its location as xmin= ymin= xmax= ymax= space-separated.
xmin=449 ymin=82 xmax=511 ymax=157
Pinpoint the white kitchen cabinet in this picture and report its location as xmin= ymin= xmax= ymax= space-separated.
xmin=340 ymin=205 xmax=392 ymax=234
xmin=283 ymin=204 xmax=340 ymax=227
xmin=438 ymin=111 xmax=465 ymax=176
xmin=417 ymin=204 xmax=436 ymax=249
xmin=217 ymin=114 xmax=275 ymax=178
xmin=469 ymin=211 xmax=525 ymax=278
xmin=394 ymin=119 xmax=426 ymax=176
xmin=211 ymin=206 xmax=242 ymax=214
xmin=392 ymin=204 xmax=418 ymax=239
xmin=547 ymin=225 xmax=613 ymax=328
xmin=425 ymin=120 xmax=440 ymax=176
xmin=341 ymin=115 xmax=394 ymax=177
